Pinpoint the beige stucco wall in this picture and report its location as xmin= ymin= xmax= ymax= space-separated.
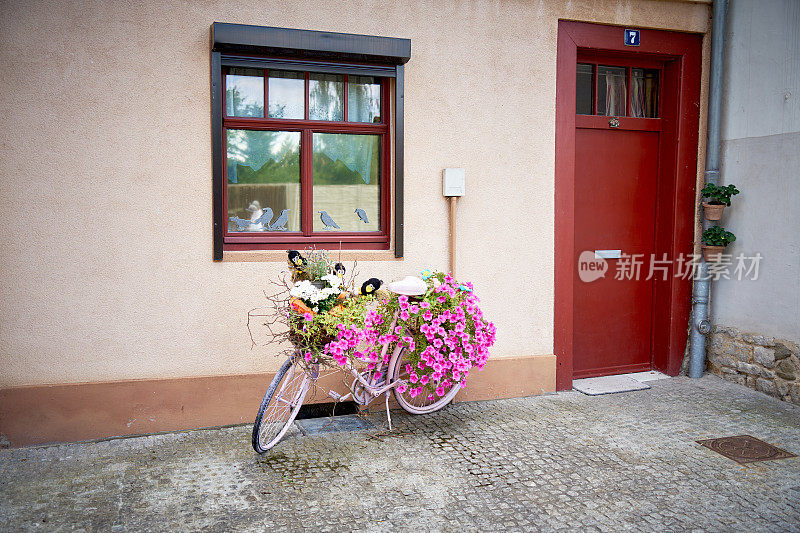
xmin=0 ymin=0 xmax=710 ymax=387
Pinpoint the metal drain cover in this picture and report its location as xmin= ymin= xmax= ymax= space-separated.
xmin=697 ymin=435 xmax=796 ymax=464
xmin=294 ymin=414 xmax=374 ymax=435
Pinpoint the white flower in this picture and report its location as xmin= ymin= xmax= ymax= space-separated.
xmin=321 ymin=274 xmax=342 ymax=288
xmin=290 ymin=280 xmax=315 ymax=299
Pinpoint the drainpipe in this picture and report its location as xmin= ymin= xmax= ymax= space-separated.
xmin=689 ymin=0 xmax=728 ymax=378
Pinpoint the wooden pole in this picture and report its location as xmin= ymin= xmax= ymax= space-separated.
xmin=449 ymin=196 xmax=457 ymax=276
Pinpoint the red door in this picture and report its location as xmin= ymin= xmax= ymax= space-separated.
xmin=554 ymin=22 xmax=702 ymax=390
xmin=572 ymin=59 xmax=663 ymax=378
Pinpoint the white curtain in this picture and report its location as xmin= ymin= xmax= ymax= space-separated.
xmin=604 ymin=70 xmax=627 ymax=116
xmin=630 ymin=74 xmax=645 ymax=118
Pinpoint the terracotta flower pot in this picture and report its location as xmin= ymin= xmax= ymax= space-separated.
xmin=702 ymin=245 xmax=726 ymax=262
xmin=702 ymin=202 xmax=725 ymax=221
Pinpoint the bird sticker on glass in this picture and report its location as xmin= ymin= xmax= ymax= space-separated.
xmin=270 ymin=209 xmax=290 ymax=231
xmin=318 ymin=210 xmax=340 ymax=230
xmin=354 ymin=208 xmax=369 ymax=224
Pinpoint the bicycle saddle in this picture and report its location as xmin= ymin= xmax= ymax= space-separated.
xmin=387 ymin=276 xmax=427 ymax=296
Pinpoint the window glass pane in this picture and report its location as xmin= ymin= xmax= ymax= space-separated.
xmin=226 ymin=129 xmax=300 ymax=232
xmin=631 ymin=68 xmax=659 ymax=118
xmin=309 ymin=73 xmax=344 ymax=121
xmin=348 ymin=76 xmax=381 ymax=123
xmin=312 ymin=133 xmax=380 ymax=232
xmin=226 ymin=68 xmax=264 ymax=117
xmin=268 ymin=71 xmax=304 ymax=119
xmin=597 ymin=66 xmax=627 ymax=116
xmin=576 ymin=64 xmax=593 ymax=115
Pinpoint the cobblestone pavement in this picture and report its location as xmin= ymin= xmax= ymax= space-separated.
xmin=2 ymin=374 xmax=800 ymax=532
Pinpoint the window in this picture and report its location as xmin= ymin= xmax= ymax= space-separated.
xmin=210 ymin=23 xmax=410 ymax=260
xmin=223 ymin=69 xmax=388 ymax=240
xmin=576 ymin=62 xmax=660 ymax=118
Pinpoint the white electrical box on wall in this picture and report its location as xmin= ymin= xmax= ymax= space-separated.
xmin=443 ymin=168 xmax=466 ymax=197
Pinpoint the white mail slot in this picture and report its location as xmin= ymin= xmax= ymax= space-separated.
xmin=595 ymin=249 xmax=622 ymax=259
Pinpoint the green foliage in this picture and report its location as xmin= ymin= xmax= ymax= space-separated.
xmin=231 ymin=152 xmax=376 ymax=186
xmin=290 ymin=295 xmax=372 ymax=355
xmin=227 ymin=128 xmax=379 ymax=186
xmin=305 ymin=248 xmax=332 ymax=281
xmin=701 ymin=226 xmax=736 ymax=247
xmin=701 ymin=183 xmax=739 ymax=206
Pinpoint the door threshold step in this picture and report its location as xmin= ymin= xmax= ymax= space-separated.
xmin=573 ymin=374 xmax=651 ymax=395
xmin=625 ymin=370 xmax=670 ymax=383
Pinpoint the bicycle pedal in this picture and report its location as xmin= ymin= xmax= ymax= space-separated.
xmin=328 ymin=390 xmax=342 ymax=400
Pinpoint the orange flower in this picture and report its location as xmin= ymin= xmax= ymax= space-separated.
xmin=290 ymin=297 xmax=314 ymax=316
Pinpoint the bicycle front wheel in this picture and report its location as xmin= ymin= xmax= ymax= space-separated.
xmin=389 ymin=345 xmax=460 ymax=415
xmin=252 ymin=356 xmax=311 ymax=453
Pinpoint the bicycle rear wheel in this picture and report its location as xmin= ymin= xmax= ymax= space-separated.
xmin=252 ymin=356 xmax=311 ymax=453
xmin=389 ymin=345 xmax=460 ymax=415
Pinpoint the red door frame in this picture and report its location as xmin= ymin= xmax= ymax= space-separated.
xmin=554 ymin=21 xmax=702 ymax=390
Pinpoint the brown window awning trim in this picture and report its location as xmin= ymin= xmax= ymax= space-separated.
xmin=211 ymin=23 xmax=411 ymax=66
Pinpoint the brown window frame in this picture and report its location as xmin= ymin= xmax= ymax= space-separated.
xmin=210 ymin=23 xmax=410 ymax=261
xmin=222 ymin=67 xmax=391 ymax=251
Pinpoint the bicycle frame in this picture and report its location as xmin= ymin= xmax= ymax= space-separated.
xmin=308 ymin=308 xmax=405 ymax=429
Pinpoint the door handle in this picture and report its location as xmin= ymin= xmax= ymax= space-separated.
xmin=594 ymin=250 xmax=622 ymax=259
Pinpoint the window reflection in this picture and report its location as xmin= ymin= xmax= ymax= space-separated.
xmin=348 ymin=76 xmax=381 ymax=123
xmin=309 ymin=73 xmax=344 ymax=121
xmin=597 ymin=65 xmax=626 ymax=116
xmin=268 ymin=71 xmax=304 ymax=119
xmin=226 ymin=129 xmax=300 ymax=232
xmin=226 ymin=68 xmax=264 ymax=118
xmin=576 ymin=64 xmax=593 ymax=115
xmin=312 ymin=133 xmax=380 ymax=232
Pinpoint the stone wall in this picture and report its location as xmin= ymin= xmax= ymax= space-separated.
xmin=707 ymin=325 xmax=800 ymax=404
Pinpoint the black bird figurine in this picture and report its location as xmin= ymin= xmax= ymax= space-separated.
xmin=333 ymin=262 xmax=346 ymax=280
xmin=287 ymin=250 xmax=307 ymax=272
xmin=360 ymin=278 xmax=383 ymax=296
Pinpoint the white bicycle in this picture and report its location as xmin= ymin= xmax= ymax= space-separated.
xmin=251 ymin=287 xmax=460 ymax=454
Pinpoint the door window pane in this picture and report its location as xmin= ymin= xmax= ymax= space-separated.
xmin=597 ymin=66 xmax=627 ymax=116
xmin=631 ymin=69 xmax=659 ymax=118
xmin=348 ymin=76 xmax=381 ymax=123
xmin=226 ymin=129 xmax=301 ymax=232
xmin=226 ymin=68 xmax=264 ymax=118
xmin=312 ymin=133 xmax=380 ymax=232
xmin=576 ymin=64 xmax=594 ymax=115
xmin=309 ymin=73 xmax=344 ymax=121
xmin=268 ymin=71 xmax=304 ymax=119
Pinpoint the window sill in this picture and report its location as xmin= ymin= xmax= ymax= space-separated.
xmin=222 ymin=249 xmax=401 ymax=262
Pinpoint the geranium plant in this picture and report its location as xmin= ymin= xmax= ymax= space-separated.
xmin=701 ymin=183 xmax=739 ymax=206
xmin=701 ymin=226 xmax=736 ymax=247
